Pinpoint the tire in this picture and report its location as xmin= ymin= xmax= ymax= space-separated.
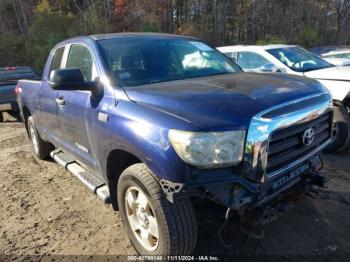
xmin=0 ymin=112 xmax=3 ymax=122
xmin=27 ymin=116 xmax=53 ymax=159
xmin=117 ymin=163 xmax=197 ymax=255
xmin=324 ymin=104 xmax=350 ymax=153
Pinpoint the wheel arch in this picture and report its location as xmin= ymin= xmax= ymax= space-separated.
xmin=106 ymin=148 xmax=143 ymax=210
xmin=22 ymin=105 xmax=32 ymax=135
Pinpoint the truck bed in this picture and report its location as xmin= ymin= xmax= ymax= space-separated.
xmin=17 ymin=79 xmax=42 ymax=115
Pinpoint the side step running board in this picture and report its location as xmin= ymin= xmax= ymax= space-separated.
xmin=50 ymin=149 xmax=110 ymax=203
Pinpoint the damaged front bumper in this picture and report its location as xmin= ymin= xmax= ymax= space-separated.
xmin=163 ymin=154 xmax=325 ymax=209
xmin=161 ymin=93 xmax=333 ymax=216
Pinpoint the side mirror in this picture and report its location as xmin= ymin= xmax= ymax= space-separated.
xmin=49 ymin=69 xmax=97 ymax=91
xmin=260 ymin=63 xmax=280 ymax=73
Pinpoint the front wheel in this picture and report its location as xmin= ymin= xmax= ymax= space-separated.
xmin=117 ymin=163 xmax=197 ymax=255
xmin=27 ymin=116 xmax=53 ymax=159
xmin=324 ymin=104 xmax=350 ymax=153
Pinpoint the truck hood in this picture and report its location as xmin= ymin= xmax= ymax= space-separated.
xmin=303 ymin=66 xmax=350 ymax=81
xmin=124 ymin=72 xmax=326 ymax=130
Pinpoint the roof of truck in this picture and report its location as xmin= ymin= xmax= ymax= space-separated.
xmin=89 ymin=32 xmax=197 ymax=41
xmin=55 ymin=33 xmax=199 ymax=48
xmin=54 ymin=33 xmax=200 ymax=49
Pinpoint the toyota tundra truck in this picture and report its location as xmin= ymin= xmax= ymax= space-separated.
xmin=17 ymin=33 xmax=333 ymax=255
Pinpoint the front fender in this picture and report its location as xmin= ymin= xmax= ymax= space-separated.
xmin=97 ymin=100 xmax=198 ymax=183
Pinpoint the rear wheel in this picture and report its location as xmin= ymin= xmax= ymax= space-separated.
xmin=0 ymin=112 xmax=3 ymax=122
xmin=117 ymin=163 xmax=197 ymax=255
xmin=324 ymin=104 xmax=350 ymax=153
xmin=27 ymin=116 xmax=53 ymax=159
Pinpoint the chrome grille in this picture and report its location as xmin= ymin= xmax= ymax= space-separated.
xmin=266 ymin=112 xmax=332 ymax=174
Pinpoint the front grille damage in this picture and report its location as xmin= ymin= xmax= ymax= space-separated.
xmin=267 ymin=112 xmax=332 ymax=174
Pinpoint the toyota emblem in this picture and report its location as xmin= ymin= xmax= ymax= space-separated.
xmin=302 ymin=128 xmax=315 ymax=146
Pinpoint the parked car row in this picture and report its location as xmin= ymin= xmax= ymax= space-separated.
xmin=310 ymin=45 xmax=350 ymax=56
xmin=308 ymin=45 xmax=350 ymax=66
xmin=218 ymin=44 xmax=350 ymax=153
xmin=0 ymin=66 xmax=38 ymax=122
xmin=319 ymin=50 xmax=350 ymax=66
xmin=1 ymin=33 xmax=346 ymax=256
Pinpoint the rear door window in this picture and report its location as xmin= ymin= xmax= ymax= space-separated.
xmin=50 ymin=47 xmax=65 ymax=73
xmin=66 ymin=45 xmax=98 ymax=82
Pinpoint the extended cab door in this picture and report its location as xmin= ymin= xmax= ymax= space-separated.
xmin=55 ymin=44 xmax=99 ymax=169
xmin=38 ymin=46 xmax=65 ymax=142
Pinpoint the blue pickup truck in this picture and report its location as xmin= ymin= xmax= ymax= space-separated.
xmin=0 ymin=67 xmax=37 ymax=122
xmin=17 ymin=33 xmax=333 ymax=255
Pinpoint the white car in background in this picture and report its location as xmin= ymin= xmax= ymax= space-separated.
xmin=323 ymin=57 xmax=350 ymax=66
xmin=218 ymin=45 xmax=350 ymax=152
xmin=321 ymin=49 xmax=350 ymax=66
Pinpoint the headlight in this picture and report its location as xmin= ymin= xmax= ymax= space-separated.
xmin=168 ymin=129 xmax=246 ymax=168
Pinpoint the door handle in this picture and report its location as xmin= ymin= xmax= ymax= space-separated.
xmin=55 ymin=97 xmax=65 ymax=106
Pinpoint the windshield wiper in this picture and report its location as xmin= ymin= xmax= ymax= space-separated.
xmin=148 ymin=79 xmax=168 ymax=84
xmin=124 ymin=72 xmax=234 ymax=87
xmin=147 ymin=76 xmax=185 ymax=84
xmin=206 ymin=72 xmax=233 ymax=77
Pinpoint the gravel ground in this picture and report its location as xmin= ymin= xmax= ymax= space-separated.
xmin=1 ymin=112 xmax=350 ymax=259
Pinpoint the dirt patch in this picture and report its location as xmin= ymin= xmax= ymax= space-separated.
xmin=1 ymin=112 xmax=350 ymax=257
xmin=0 ymin=114 xmax=133 ymax=257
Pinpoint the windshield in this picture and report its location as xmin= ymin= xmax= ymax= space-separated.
xmin=324 ymin=51 xmax=350 ymax=59
xmin=267 ymin=47 xmax=333 ymax=72
xmin=97 ymin=37 xmax=241 ymax=87
xmin=0 ymin=67 xmax=37 ymax=83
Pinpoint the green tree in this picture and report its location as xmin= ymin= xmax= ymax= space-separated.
xmin=25 ymin=0 xmax=76 ymax=68
xmin=0 ymin=35 xmax=25 ymax=66
xmin=256 ymin=36 xmax=288 ymax=45
xmin=299 ymin=25 xmax=320 ymax=48
xmin=79 ymin=3 xmax=108 ymax=35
